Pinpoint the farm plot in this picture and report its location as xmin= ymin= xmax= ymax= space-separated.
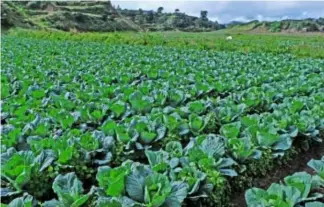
xmin=1 ymin=36 xmax=324 ymax=206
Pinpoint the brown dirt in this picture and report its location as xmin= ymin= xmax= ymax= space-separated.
xmin=230 ymin=141 xmax=324 ymax=207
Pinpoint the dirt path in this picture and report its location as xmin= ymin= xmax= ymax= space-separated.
xmin=230 ymin=141 xmax=324 ymax=207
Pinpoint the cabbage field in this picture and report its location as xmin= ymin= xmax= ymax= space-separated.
xmin=1 ymin=36 xmax=324 ymax=207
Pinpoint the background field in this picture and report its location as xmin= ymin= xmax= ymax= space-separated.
xmin=7 ymin=29 xmax=324 ymax=58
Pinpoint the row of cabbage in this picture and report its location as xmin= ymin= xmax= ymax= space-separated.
xmin=1 ymin=37 xmax=324 ymax=206
xmin=245 ymin=156 xmax=324 ymax=207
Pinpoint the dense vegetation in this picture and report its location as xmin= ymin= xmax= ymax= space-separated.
xmin=8 ymin=29 xmax=324 ymax=59
xmin=1 ymin=34 xmax=324 ymax=206
xmin=1 ymin=1 xmax=223 ymax=32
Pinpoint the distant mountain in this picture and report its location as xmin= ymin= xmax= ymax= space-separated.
xmin=226 ymin=20 xmax=246 ymax=27
xmin=1 ymin=1 xmax=224 ymax=32
xmin=226 ymin=19 xmax=324 ymax=32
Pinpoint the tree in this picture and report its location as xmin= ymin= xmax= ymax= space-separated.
xmin=175 ymin=9 xmax=180 ymax=13
xmin=200 ymin=10 xmax=208 ymax=20
xmin=129 ymin=12 xmax=136 ymax=21
xmin=146 ymin=10 xmax=154 ymax=23
xmin=138 ymin=8 xmax=143 ymax=15
xmin=102 ymin=14 xmax=108 ymax=21
xmin=136 ymin=15 xmax=145 ymax=24
xmin=157 ymin=7 xmax=164 ymax=14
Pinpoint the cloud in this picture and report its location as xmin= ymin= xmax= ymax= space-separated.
xmin=112 ymin=1 xmax=324 ymax=23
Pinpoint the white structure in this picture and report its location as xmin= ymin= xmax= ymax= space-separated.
xmin=226 ymin=36 xmax=233 ymax=40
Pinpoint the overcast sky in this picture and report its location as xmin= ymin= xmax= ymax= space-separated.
xmin=112 ymin=1 xmax=324 ymax=23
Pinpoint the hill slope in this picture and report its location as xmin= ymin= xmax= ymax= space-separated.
xmin=1 ymin=1 xmax=224 ymax=32
xmin=2 ymin=1 xmax=323 ymax=33
xmin=227 ymin=19 xmax=324 ymax=33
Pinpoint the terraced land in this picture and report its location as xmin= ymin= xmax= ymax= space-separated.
xmin=1 ymin=36 xmax=324 ymax=206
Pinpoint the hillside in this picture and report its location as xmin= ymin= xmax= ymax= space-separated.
xmin=2 ymin=1 xmax=323 ymax=33
xmin=227 ymin=19 xmax=324 ymax=33
xmin=1 ymin=1 xmax=224 ymax=32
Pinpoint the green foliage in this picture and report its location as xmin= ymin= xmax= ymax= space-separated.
xmin=8 ymin=29 xmax=324 ymax=58
xmin=245 ymin=161 xmax=324 ymax=207
xmin=1 ymin=35 xmax=324 ymax=207
xmin=96 ymin=164 xmax=131 ymax=197
xmin=308 ymin=156 xmax=324 ymax=179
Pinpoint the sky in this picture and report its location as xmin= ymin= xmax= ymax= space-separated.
xmin=112 ymin=1 xmax=324 ymax=24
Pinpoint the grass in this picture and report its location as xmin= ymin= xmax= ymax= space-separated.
xmin=6 ymin=28 xmax=324 ymax=58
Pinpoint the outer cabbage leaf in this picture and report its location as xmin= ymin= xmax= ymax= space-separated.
xmin=52 ymin=173 xmax=89 ymax=207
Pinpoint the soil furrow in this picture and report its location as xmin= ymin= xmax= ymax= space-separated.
xmin=230 ymin=141 xmax=324 ymax=207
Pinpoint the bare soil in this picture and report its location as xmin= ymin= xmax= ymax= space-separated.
xmin=230 ymin=141 xmax=324 ymax=207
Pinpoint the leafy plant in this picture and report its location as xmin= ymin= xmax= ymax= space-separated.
xmin=51 ymin=172 xmax=90 ymax=206
xmin=96 ymin=163 xmax=131 ymax=197
xmin=308 ymin=156 xmax=324 ymax=179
